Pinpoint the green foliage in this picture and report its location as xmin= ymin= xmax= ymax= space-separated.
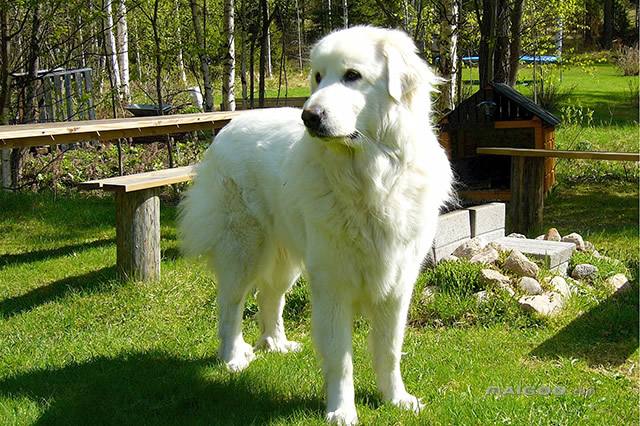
xmin=422 ymin=260 xmax=484 ymax=296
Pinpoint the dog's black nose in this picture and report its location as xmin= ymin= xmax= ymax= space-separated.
xmin=301 ymin=106 xmax=324 ymax=132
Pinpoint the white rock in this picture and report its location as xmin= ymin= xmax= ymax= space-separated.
xmin=507 ymin=233 xmax=526 ymax=239
xmin=535 ymin=235 xmax=545 ymax=240
xmin=504 ymin=250 xmax=539 ymax=278
xmin=547 ymin=276 xmax=572 ymax=298
xmin=422 ymin=286 xmax=438 ymax=303
xmin=583 ymin=240 xmax=596 ymax=253
xmin=562 ymin=233 xmax=585 ymax=251
xmin=606 ymin=273 xmax=630 ymax=293
xmin=470 ymin=246 xmax=500 ymax=264
xmin=474 ymin=290 xmax=489 ymax=304
xmin=518 ymin=292 xmax=564 ymax=316
xmin=518 ymin=277 xmax=543 ymax=295
xmin=452 ymin=238 xmax=484 ymax=260
xmin=487 ymin=241 xmax=506 ymax=254
xmin=480 ymin=269 xmax=514 ymax=296
xmin=571 ymin=264 xmax=598 ymax=281
xmin=440 ymin=254 xmax=459 ymax=263
xmin=544 ymin=228 xmax=562 ymax=242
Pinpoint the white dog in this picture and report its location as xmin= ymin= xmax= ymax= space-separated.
xmin=179 ymin=26 xmax=452 ymax=425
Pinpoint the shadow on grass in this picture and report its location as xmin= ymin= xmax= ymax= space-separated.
xmin=0 ymin=266 xmax=118 ymax=318
xmin=0 ymin=239 xmax=114 ymax=270
xmin=529 ymin=282 xmax=639 ymax=367
xmin=0 ymin=352 xmax=323 ymax=425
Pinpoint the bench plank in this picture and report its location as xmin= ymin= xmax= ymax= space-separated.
xmin=477 ymin=147 xmax=640 ymax=162
xmin=78 ymin=165 xmax=196 ymax=192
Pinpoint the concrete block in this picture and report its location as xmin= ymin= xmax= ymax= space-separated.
xmin=474 ymin=228 xmax=506 ymax=245
xmin=495 ymin=237 xmax=575 ymax=270
xmin=467 ymin=203 xmax=506 ymax=237
xmin=433 ymin=209 xmax=471 ymax=247
xmin=432 ymin=238 xmax=469 ymax=262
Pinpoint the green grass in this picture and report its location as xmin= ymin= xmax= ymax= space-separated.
xmin=0 ymin=187 xmax=637 ymax=425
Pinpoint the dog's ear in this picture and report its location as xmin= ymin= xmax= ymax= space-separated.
xmin=382 ymin=31 xmax=440 ymax=104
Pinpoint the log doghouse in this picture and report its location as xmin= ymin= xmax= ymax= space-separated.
xmin=477 ymin=148 xmax=640 ymax=233
xmin=438 ymin=82 xmax=561 ymax=203
xmin=79 ymin=166 xmax=196 ymax=281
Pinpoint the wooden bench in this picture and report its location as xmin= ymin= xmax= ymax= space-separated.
xmin=78 ymin=166 xmax=195 ymax=281
xmin=477 ymin=147 xmax=640 ymax=232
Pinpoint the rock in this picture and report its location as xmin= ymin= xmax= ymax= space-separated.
xmin=518 ymin=277 xmax=543 ymax=295
xmin=592 ymin=250 xmax=603 ymax=258
xmin=606 ymin=273 xmax=630 ymax=292
xmin=547 ymin=276 xmax=572 ymax=298
xmin=474 ymin=290 xmax=489 ymax=304
xmin=480 ymin=269 xmax=514 ymax=296
xmin=440 ymin=254 xmax=459 ymax=263
xmin=421 ymin=286 xmax=438 ymax=303
xmin=504 ymin=250 xmax=539 ymax=278
xmin=469 ymin=246 xmax=500 ymax=264
xmin=544 ymin=228 xmax=562 ymax=242
xmin=452 ymin=238 xmax=484 ymax=260
xmin=487 ymin=241 xmax=506 ymax=254
xmin=561 ymin=233 xmax=585 ymax=251
xmin=518 ymin=292 xmax=564 ymax=316
xmin=507 ymin=233 xmax=526 ymax=239
xmin=583 ymin=240 xmax=596 ymax=253
xmin=571 ymin=264 xmax=598 ymax=281
xmin=535 ymin=235 xmax=545 ymax=240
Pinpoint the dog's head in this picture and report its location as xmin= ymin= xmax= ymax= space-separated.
xmin=302 ymin=26 xmax=438 ymax=145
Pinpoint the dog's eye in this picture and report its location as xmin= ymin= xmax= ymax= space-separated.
xmin=343 ymin=69 xmax=362 ymax=83
xmin=315 ymin=72 xmax=322 ymax=84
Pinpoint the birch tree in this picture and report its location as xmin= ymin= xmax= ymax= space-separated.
xmin=189 ymin=0 xmax=214 ymax=111
xmin=115 ymin=0 xmax=130 ymax=102
xmin=436 ymin=0 xmax=459 ymax=111
xmin=222 ymin=0 xmax=236 ymax=110
xmin=104 ymin=0 xmax=122 ymax=97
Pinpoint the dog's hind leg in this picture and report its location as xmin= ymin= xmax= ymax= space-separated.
xmin=255 ymin=249 xmax=302 ymax=353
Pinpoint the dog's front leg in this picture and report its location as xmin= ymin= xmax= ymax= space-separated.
xmin=311 ymin=284 xmax=357 ymax=425
xmin=369 ymin=291 xmax=424 ymax=413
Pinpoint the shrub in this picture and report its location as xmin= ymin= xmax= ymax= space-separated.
xmin=612 ymin=44 xmax=639 ymax=76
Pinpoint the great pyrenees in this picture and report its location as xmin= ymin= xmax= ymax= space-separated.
xmin=179 ymin=26 xmax=452 ymax=424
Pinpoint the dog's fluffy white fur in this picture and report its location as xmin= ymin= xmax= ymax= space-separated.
xmin=179 ymin=26 xmax=452 ymax=425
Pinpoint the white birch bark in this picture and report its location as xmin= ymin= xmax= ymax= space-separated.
xmin=343 ymin=0 xmax=348 ymax=28
xmin=116 ymin=0 xmax=130 ymax=102
xmin=222 ymin=0 xmax=236 ymax=110
xmin=176 ymin=0 xmax=187 ymax=84
xmin=437 ymin=0 xmax=458 ymax=111
xmin=295 ymin=0 xmax=303 ymax=69
xmin=105 ymin=0 xmax=121 ymax=97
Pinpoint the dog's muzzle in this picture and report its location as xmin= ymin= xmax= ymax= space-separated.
xmin=301 ymin=106 xmax=326 ymax=136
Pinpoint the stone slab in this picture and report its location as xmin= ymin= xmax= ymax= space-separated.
xmin=433 ymin=209 xmax=471 ymax=248
xmin=474 ymin=228 xmax=506 ymax=245
xmin=496 ymin=237 xmax=575 ymax=269
xmin=432 ymin=238 xmax=469 ymax=262
xmin=467 ymin=203 xmax=506 ymax=237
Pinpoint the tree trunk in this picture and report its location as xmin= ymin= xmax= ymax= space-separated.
xmin=436 ymin=0 xmax=459 ymax=112
xmin=327 ymin=0 xmax=332 ymax=31
xmin=507 ymin=0 xmax=524 ymax=86
xmin=478 ymin=0 xmax=497 ymax=88
xmin=295 ymin=0 xmax=303 ymax=69
xmin=116 ymin=0 xmax=130 ymax=102
xmin=493 ymin=0 xmax=509 ymax=84
xmin=104 ymin=0 xmax=122 ymax=98
xmin=176 ymin=0 xmax=187 ymax=85
xmin=603 ymin=0 xmax=614 ymax=49
xmin=222 ymin=0 xmax=236 ymax=110
xmin=189 ymin=0 xmax=214 ymax=111
xmin=343 ymin=0 xmax=348 ymax=28
xmin=259 ymin=0 xmax=268 ymax=107
xmin=0 ymin=7 xmax=11 ymax=190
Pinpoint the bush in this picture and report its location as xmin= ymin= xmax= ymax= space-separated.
xmin=612 ymin=44 xmax=639 ymax=76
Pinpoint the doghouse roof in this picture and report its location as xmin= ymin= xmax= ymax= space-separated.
xmin=440 ymin=82 xmax=561 ymax=128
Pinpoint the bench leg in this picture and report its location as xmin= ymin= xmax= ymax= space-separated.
xmin=509 ymin=157 xmax=545 ymax=234
xmin=115 ymin=188 xmax=161 ymax=281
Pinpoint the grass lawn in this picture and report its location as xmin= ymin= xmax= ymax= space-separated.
xmin=1 ymin=63 xmax=638 ymax=424
xmin=0 ymin=191 xmax=637 ymax=425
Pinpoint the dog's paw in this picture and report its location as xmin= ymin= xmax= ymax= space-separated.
xmin=222 ymin=342 xmax=256 ymax=372
xmin=326 ymin=406 xmax=358 ymax=425
xmin=389 ymin=392 xmax=424 ymax=413
xmin=255 ymin=336 xmax=302 ymax=353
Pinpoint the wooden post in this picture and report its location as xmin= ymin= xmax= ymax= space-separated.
xmin=509 ymin=156 xmax=544 ymax=234
xmin=115 ymin=188 xmax=161 ymax=281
